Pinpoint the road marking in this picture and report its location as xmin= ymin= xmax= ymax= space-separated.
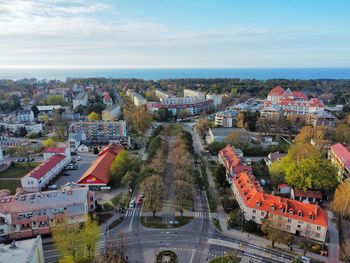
xmin=128 ymin=208 xmax=137 ymax=230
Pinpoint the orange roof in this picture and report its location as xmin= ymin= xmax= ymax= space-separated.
xmin=78 ymin=143 xmax=123 ymax=185
xmin=219 ymin=145 xmax=241 ymax=168
xmin=233 ymin=173 xmax=328 ymax=227
xmin=268 ymin=86 xmax=285 ymax=96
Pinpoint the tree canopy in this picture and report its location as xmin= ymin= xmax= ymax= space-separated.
xmin=332 ymin=181 xmax=350 ymax=218
xmin=88 ymin=111 xmax=99 ymax=121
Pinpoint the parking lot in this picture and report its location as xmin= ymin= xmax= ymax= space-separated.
xmin=53 ymin=152 xmax=98 ymax=188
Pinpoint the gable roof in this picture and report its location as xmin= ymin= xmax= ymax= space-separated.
xmin=268 ymin=86 xmax=285 ymax=96
xmin=233 ymin=172 xmax=328 ymax=227
xmin=24 ymin=154 xmax=65 ymax=180
xmin=77 ymin=143 xmax=124 ymax=185
xmin=43 ymin=147 xmax=65 ymax=154
xmin=331 ymin=143 xmax=350 ymax=169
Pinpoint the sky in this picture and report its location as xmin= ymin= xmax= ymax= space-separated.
xmin=0 ymin=0 xmax=349 ymax=68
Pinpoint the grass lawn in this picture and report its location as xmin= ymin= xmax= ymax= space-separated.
xmin=0 ymin=162 xmax=40 ymax=179
xmin=212 ymin=218 xmax=222 ymax=231
xmin=107 ymin=217 xmax=124 ymax=230
xmin=0 ymin=180 xmax=21 ymax=194
xmin=209 ymin=255 xmax=241 ymax=263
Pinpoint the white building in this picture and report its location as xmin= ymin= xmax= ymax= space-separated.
xmin=68 ymin=133 xmax=86 ymax=153
xmin=21 ymin=150 xmax=71 ymax=192
xmin=214 ymin=110 xmax=237 ymax=127
xmin=206 ymin=94 xmax=222 ymax=107
xmin=184 ymin=89 xmax=205 ymax=100
xmin=43 ymin=146 xmax=71 ymax=161
xmin=102 ymin=105 xmax=121 ymax=121
xmin=0 ymin=122 xmax=43 ymax=134
xmin=0 ymin=235 xmax=45 ymax=263
xmin=17 ymin=110 xmax=35 ymax=123
xmin=73 ymin=92 xmax=88 ymax=109
xmin=155 ymin=88 xmax=170 ymax=100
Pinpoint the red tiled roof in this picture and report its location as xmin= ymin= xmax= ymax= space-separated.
xmin=43 ymin=147 xmax=65 ymax=154
xmin=268 ymin=86 xmax=285 ymax=96
xmin=25 ymin=154 xmax=65 ymax=180
xmin=219 ymin=145 xmax=241 ymax=169
xmin=292 ymin=91 xmax=308 ymax=100
xmin=233 ymin=173 xmax=328 ymax=227
xmin=78 ymin=143 xmax=124 ymax=185
xmin=309 ymin=98 xmax=324 ymax=108
xmin=331 ymin=143 xmax=350 ymax=169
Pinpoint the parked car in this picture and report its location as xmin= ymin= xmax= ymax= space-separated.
xmin=129 ymin=200 xmax=136 ymax=208
xmin=76 ymin=156 xmax=81 ymax=161
xmin=48 ymin=185 xmax=58 ymax=190
xmin=139 ymin=191 xmax=145 ymax=198
xmin=61 ymin=173 xmax=70 ymax=176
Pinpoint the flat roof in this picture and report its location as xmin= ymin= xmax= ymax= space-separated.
xmin=1 ymin=236 xmax=42 ymax=262
xmin=211 ymin=127 xmax=248 ymax=137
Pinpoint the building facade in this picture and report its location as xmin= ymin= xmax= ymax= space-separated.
xmin=206 ymin=93 xmax=223 ymax=107
xmin=147 ymin=99 xmax=213 ymax=116
xmin=328 ymin=143 xmax=350 ymax=181
xmin=219 ymin=145 xmax=328 ymax=242
xmin=17 ymin=110 xmax=35 ymax=123
xmin=73 ymin=92 xmax=88 ymax=109
xmin=214 ymin=110 xmax=237 ymax=127
xmin=69 ymin=120 xmax=127 ymax=146
xmin=0 ymin=183 xmax=95 ymax=240
xmin=102 ymin=105 xmax=121 ymax=121
xmin=183 ymin=88 xmax=206 ymax=100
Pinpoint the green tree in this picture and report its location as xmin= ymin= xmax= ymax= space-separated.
xmin=109 ymin=150 xmax=132 ymax=187
xmin=45 ymin=95 xmax=65 ymax=105
xmin=88 ymin=111 xmax=99 ymax=121
xmin=284 ymin=156 xmax=338 ymax=191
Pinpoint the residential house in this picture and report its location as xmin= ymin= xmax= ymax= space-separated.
xmin=73 ymin=92 xmax=88 ymax=109
xmin=68 ymin=132 xmax=86 ymax=152
xmin=328 ymin=143 xmax=350 ymax=181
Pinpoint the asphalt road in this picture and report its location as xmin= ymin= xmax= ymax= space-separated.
xmin=53 ymin=152 xmax=97 ymax=187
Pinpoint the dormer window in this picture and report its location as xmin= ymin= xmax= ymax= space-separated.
xmin=256 ymin=202 xmax=261 ymax=207
xmin=271 ymin=204 xmax=275 ymax=211
xmin=289 ymin=209 xmax=294 ymax=215
xmin=298 ymin=212 xmax=303 ymax=218
xmin=309 ymin=215 xmax=314 ymax=220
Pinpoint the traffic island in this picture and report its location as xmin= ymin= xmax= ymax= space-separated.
xmin=209 ymin=253 xmax=241 ymax=263
xmin=156 ymin=250 xmax=178 ymax=263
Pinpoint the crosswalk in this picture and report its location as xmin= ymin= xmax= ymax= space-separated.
xmin=194 ymin=212 xmax=208 ymax=218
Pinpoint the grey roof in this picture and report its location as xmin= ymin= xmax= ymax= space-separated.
xmin=69 ymin=132 xmax=84 ymax=142
xmin=211 ymin=127 xmax=248 ymax=137
xmin=74 ymin=92 xmax=87 ymax=100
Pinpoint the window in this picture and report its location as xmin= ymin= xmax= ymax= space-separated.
xmin=317 ymin=226 xmax=321 ymax=231
xmin=252 ymin=216 xmax=256 ymax=220
xmin=287 ymin=225 xmax=291 ymax=230
xmin=288 ymin=219 xmax=291 ymax=223
xmin=316 ymin=233 xmax=320 ymax=238
xmin=253 ymin=209 xmax=256 ymax=214
xmin=261 ymin=212 xmax=264 ymax=216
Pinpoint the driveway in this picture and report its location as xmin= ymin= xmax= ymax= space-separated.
xmin=53 ymin=152 xmax=98 ymax=187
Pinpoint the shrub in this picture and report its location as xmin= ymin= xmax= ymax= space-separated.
xmin=312 ymin=244 xmax=322 ymax=253
xmin=221 ymin=197 xmax=239 ymax=213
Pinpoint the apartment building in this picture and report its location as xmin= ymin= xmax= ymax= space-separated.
xmin=206 ymin=93 xmax=223 ymax=107
xmin=17 ymin=110 xmax=35 ymax=123
xmin=155 ymin=88 xmax=170 ymax=100
xmin=127 ymin=90 xmax=147 ymax=106
xmin=0 ymin=183 xmax=95 ymax=240
xmin=69 ymin=120 xmax=127 ymax=146
xmin=102 ymin=105 xmax=121 ymax=121
xmin=328 ymin=143 xmax=350 ymax=181
xmin=72 ymin=92 xmax=88 ymax=109
xmin=219 ymin=145 xmax=328 ymax=242
xmin=214 ymin=110 xmax=238 ymax=127
xmin=183 ymin=88 xmax=206 ymax=100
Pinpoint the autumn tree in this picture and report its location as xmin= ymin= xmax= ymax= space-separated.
xmin=123 ymin=106 xmax=152 ymax=135
xmin=52 ymin=215 xmax=100 ymax=263
xmin=141 ymin=175 xmax=164 ymax=217
xmin=235 ymin=112 xmax=245 ymax=128
xmin=88 ymin=111 xmax=99 ymax=121
xmin=51 ymin=110 xmax=69 ymax=140
xmin=225 ymin=130 xmax=250 ymax=147
xmin=173 ymin=180 xmax=192 ymax=217
xmin=195 ymin=118 xmax=210 ymax=139
xmin=177 ymin=109 xmax=190 ymax=120
xmin=148 ymin=149 xmax=166 ymax=175
xmin=334 ymin=124 xmax=350 ymax=145
xmin=333 ymin=181 xmax=350 ymax=218
xmin=261 ymin=216 xmax=291 ymax=248
xmin=43 ymin=138 xmax=55 ymax=148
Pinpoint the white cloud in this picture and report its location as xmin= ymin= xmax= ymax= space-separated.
xmin=0 ymin=0 xmax=348 ymax=67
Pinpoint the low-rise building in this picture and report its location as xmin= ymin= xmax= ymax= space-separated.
xmin=206 ymin=127 xmax=249 ymax=144
xmin=266 ymin=152 xmax=287 ymax=166
xmin=328 ymin=143 xmax=350 ymax=181
xmin=0 ymin=183 xmax=95 ymax=240
xmin=183 ymin=88 xmax=206 ymax=100
xmin=0 ymin=122 xmax=43 ymax=135
xmin=68 ymin=133 xmax=86 ymax=153
xmin=102 ymin=105 xmax=121 ymax=121
xmin=21 ymin=147 xmax=71 ymax=192
xmin=17 ymin=110 xmax=35 ymax=123
xmin=291 ymin=189 xmax=322 ymax=204
xmin=43 ymin=146 xmax=70 ymax=160
xmin=73 ymin=92 xmax=88 ymax=109
xmin=214 ymin=110 xmax=237 ymax=127
xmin=0 ymin=235 xmax=45 ymax=263
xmin=78 ymin=143 xmax=123 ymax=187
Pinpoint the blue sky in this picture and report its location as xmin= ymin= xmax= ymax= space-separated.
xmin=0 ymin=0 xmax=349 ymax=68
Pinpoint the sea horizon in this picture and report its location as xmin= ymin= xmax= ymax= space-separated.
xmin=1 ymin=67 xmax=350 ymax=81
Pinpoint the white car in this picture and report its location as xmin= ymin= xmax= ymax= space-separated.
xmin=48 ymin=185 xmax=57 ymax=190
xmin=129 ymin=200 xmax=136 ymax=208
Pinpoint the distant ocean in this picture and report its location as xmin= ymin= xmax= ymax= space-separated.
xmin=0 ymin=68 xmax=350 ymax=81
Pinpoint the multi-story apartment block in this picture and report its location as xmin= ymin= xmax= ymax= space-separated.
xmin=183 ymin=88 xmax=206 ymax=100
xmin=73 ymin=92 xmax=88 ymax=109
xmin=155 ymin=88 xmax=170 ymax=100
xmin=0 ymin=183 xmax=95 ymax=240
xmin=69 ymin=120 xmax=127 ymax=146
xmin=206 ymin=93 xmax=223 ymax=107
xmin=147 ymin=99 xmax=213 ymax=116
xmin=328 ymin=143 xmax=350 ymax=181
xmin=127 ymin=90 xmax=147 ymax=106
xmin=214 ymin=110 xmax=237 ymax=127
xmin=102 ymin=105 xmax=121 ymax=121
xmin=17 ymin=110 xmax=35 ymax=123
xmin=219 ymin=145 xmax=328 ymax=242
